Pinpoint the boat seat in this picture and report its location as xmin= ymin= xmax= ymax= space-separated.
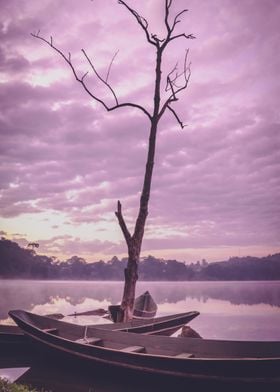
xmin=174 ymin=352 xmax=195 ymax=358
xmin=121 ymin=345 xmax=145 ymax=353
xmin=75 ymin=337 xmax=102 ymax=345
xmin=42 ymin=328 xmax=58 ymax=334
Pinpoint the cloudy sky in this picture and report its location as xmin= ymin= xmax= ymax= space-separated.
xmin=0 ymin=0 xmax=279 ymax=263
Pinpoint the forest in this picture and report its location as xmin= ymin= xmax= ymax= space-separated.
xmin=0 ymin=237 xmax=280 ymax=281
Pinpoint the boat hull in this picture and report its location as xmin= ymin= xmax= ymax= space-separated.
xmin=0 ymin=309 xmax=199 ymax=346
xmin=9 ymin=310 xmax=280 ymax=385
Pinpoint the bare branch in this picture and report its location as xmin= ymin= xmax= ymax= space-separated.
xmin=159 ymin=50 xmax=191 ymax=123
xmin=169 ymin=50 xmax=191 ymax=96
xmin=166 ymin=76 xmax=177 ymax=101
xmin=164 ymin=1 xmax=191 ymax=46
xmin=106 ymin=50 xmax=119 ymax=82
xmin=81 ymin=48 xmax=119 ymax=106
xmin=170 ymin=33 xmax=195 ymax=42
xmin=115 ymin=200 xmax=131 ymax=245
xmin=170 ymin=10 xmax=188 ymax=32
xmin=31 ymin=32 xmax=152 ymax=120
xmin=118 ymin=0 xmax=157 ymax=46
xmin=151 ymin=34 xmax=165 ymax=43
xmin=109 ymin=102 xmax=151 ymax=119
xmin=166 ymin=105 xmax=186 ymax=129
xmin=164 ymin=0 xmax=172 ymax=34
xmin=81 ymin=71 xmax=89 ymax=81
xmin=30 ymin=33 xmax=107 ymax=107
xmin=165 ymin=1 xmax=187 ymax=34
xmin=165 ymin=62 xmax=178 ymax=93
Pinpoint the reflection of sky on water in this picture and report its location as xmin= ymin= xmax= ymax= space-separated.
xmin=158 ymin=297 xmax=280 ymax=340
xmin=0 ymin=368 xmax=29 ymax=382
xmin=158 ymin=297 xmax=280 ymax=316
xmin=1 ymin=280 xmax=280 ymax=340
xmin=31 ymin=297 xmax=112 ymax=325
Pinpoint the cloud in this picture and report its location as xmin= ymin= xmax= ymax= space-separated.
xmin=0 ymin=0 xmax=279 ymax=261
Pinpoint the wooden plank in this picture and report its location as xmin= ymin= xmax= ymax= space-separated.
xmin=42 ymin=328 xmax=58 ymax=334
xmin=121 ymin=345 xmax=145 ymax=353
xmin=75 ymin=337 xmax=102 ymax=345
xmin=174 ymin=353 xmax=195 ymax=358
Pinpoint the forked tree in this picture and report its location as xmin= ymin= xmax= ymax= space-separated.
xmin=32 ymin=0 xmax=194 ymax=321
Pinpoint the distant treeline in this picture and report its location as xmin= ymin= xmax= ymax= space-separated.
xmin=0 ymin=238 xmax=280 ymax=280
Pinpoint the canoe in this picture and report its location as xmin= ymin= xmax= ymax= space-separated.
xmin=9 ymin=310 xmax=280 ymax=385
xmin=133 ymin=291 xmax=157 ymax=319
xmin=108 ymin=291 xmax=157 ymax=322
xmin=94 ymin=310 xmax=199 ymax=335
xmin=0 ymin=309 xmax=199 ymax=345
xmin=0 ymin=324 xmax=26 ymax=343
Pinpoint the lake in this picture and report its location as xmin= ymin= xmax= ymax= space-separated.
xmin=1 ymin=280 xmax=280 ymax=391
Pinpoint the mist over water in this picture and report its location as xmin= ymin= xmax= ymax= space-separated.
xmin=1 ymin=280 xmax=280 ymax=340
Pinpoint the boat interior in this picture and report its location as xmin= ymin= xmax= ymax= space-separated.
xmin=10 ymin=310 xmax=280 ymax=360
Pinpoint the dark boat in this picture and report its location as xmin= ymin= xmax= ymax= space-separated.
xmin=95 ymin=310 xmax=199 ymax=335
xmin=0 ymin=324 xmax=26 ymax=343
xmin=9 ymin=310 xmax=280 ymax=386
xmin=108 ymin=291 xmax=158 ymax=322
xmin=133 ymin=291 xmax=157 ymax=319
xmin=0 ymin=309 xmax=199 ymax=346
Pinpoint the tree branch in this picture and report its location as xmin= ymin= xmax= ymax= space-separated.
xmin=81 ymin=48 xmax=119 ymax=106
xmin=163 ymin=0 xmax=194 ymax=48
xmin=165 ymin=1 xmax=188 ymax=35
xmin=159 ymin=49 xmax=191 ymax=122
xmin=106 ymin=50 xmax=119 ymax=82
xmin=166 ymin=105 xmax=186 ymax=129
xmin=169 ymin=33 xmax=195 ymax=42
xmin=31 ymin=32 xmax=152 ymax=120
xmin=170 ymin=10 xmax=188 ymax=33
xmin=115 ymin=200 xmax=131 ymax=246
xmin=164 ymin=0 xmax=172 ymax=34
xmin=166 ymin=76 xmax=177 ymax=101
xmin=118 ymin=0 xmax=157 ymax=46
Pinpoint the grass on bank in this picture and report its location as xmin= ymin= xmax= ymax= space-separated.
xmin=0 ymin=379 xmax=45 ymax=392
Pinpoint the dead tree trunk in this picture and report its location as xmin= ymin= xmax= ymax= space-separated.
xmin=117 ymin=48 xmax=163 ymax=320
xmin=32 ymin=0 xmax=194 ymax=322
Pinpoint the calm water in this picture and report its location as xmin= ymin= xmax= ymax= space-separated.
xmin=1 ymin=280 xmax=280 ymax=391
xmin=1 ymin=280 xmax=280 ymax=340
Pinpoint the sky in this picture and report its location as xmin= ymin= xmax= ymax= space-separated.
xmin=0 ymin=0 xmax=279 ymax=263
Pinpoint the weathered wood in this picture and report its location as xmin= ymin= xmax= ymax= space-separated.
xmin=133 ymin=291 xmax=157 ymax=319
xmin=0 ymin=310 xmax=200 ymax=344
xmin=121 ymin=345 xmax=145 ymax=353
xmin=75 ymin=337 xmax=102 ymax=345
xmin=175 ymin=352 xmax=195 ymax=358
xmin=42 ymin=328 xmax=58 ymax=334
xmin=9 ymin=310 xmax=280 ymax=384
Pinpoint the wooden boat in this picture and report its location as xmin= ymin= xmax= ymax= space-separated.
xmin=0 ymin=309 xmax=199 ymax=346
xmin=108 ymin=291 xmax=158 ymax=322
xmin=9 ymin=310 xmax=280 ymax=385
xmin=95 ymin=310 xmax=199 ymax=336
xmin=133 ymin=291 xmax=157 ymax=319
xmin=0 ymin=324 xmax=26 ymax=343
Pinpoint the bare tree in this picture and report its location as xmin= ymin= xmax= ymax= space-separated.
xmin=32 ymin=0 xmax=194 ymax=321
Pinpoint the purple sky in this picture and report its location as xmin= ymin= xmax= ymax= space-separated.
xmin=0 ymin=0 xmax=279 ymax=263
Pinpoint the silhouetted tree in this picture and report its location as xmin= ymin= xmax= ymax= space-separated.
xmin=32 ymin=0 xmax=195 ymax=319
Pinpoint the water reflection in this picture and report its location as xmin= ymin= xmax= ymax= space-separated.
xmin=1 ymin=280 xmax=280 ymax=391
xmin=1 ymin=280 xmax=280 ymax=317
xmin=1 ymin=280 xmax=280 ymax=340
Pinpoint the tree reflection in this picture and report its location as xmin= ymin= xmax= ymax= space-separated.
xmin=1 ymin=281 xmax=280 ymax=322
